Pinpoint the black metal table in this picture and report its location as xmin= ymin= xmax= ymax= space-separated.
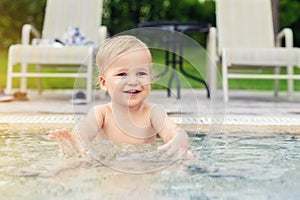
xmin=138 ymin=21 xmax=211 ymax=99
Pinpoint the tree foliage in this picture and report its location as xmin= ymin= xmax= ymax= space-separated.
xmin=278 ymin=0 xmax=300 ymax=44
xmin=102 ymin=0 xmax=215 ymax=36
xmin=0 ymin=0 xmax=46 ymax=49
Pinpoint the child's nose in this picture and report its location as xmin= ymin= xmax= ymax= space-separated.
xmin=127 ymin=74 xmax=138 ymax=85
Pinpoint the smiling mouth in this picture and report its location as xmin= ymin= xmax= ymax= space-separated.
xmin=123 ymin=89 xmax=141 ymax=94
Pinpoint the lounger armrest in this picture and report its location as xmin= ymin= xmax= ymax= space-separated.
xmin=22 ymin=24 xmax=41 ymax=45
xmin=275 ymin=28 xmax=293 ymax=48
xmin=98 ymin=25 xmax=109 ymax=44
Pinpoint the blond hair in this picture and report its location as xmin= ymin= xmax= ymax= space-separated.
xmin=96 ymin=35 xmax=149 ymax=76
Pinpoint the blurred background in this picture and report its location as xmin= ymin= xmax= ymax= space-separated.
xmin=0 ymin=0 xmax=299 ymax=91
xmin=2 ymin=0 xmax=300 ymax=50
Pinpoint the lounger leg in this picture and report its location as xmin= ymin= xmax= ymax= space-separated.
xmin=37 ymin=64 xmax=42 ymax=94
xmin=222 ymin=49 xmax=229 ymax=102
xmin=207 ymin=27 xmax=217 ymax=99
xmin=6 ymin=56 xmax=13 ymax=94
xmin=287 ymin=65 xmax=294 ymax=101
xmin=86 ymin=54 xmax=93 ymax=103
xmin=86 ymin=75 xmax=92 ymax=103
xmin=20 ymin=63 xmax=28 ymax=92
xmin=207 ymin=53 xmax=217 ymax=100
xmin=274 ymin=66 xmax=280 ymax=97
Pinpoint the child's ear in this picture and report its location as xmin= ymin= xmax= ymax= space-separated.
xmin=99 ymin=76 xmax=107 ymax=92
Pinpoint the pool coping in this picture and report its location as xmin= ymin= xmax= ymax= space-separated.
xmin=1 ymin=113 xmax=299 ymax=134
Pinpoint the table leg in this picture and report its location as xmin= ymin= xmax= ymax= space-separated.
xmin=167 ymin=67 xmax=180 ymax=99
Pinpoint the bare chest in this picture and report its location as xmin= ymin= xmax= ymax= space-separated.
xmin=102 ymin=111 xmax=157 ymax=144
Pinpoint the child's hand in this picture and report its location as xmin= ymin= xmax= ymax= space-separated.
xmin=49 ymin=129 xmax=87 ymax=157
xmin=158 ymin=130 xmax=190 ymax=157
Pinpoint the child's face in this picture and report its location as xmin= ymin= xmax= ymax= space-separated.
xmin=100 ymin=49 xmax=152 ymax=107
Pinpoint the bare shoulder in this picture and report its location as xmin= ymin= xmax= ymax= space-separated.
xmin=148 ymin=103 xmax=167 ymax=118
xmin=89 ymin=103 xmax=111 ymax=127
xmin=93 ymin=103 xmax=111 ymax=114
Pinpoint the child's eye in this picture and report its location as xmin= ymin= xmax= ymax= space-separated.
xmin=116 ymin=72 xmax=127 ymax=77
xmin=137 ymin=71 xmax=147 ymax=76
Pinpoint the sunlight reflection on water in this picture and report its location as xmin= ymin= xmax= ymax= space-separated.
xmin=1 ymin=127 xmax=300 ymax=199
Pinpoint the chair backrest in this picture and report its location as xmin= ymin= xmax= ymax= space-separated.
xmin=42 ymin=0 xmax=103 ymax=44
xmin=216 ymin=0 xmax=275 ymax=54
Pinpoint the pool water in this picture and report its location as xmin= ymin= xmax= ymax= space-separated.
xmin=0 ymin=127 xmax=300 ymax=199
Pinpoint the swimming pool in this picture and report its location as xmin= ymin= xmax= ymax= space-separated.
xmin=1 ymin=121 xmax=299 ymax=199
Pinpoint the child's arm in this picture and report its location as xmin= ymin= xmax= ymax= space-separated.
xmin=150 ymin=105 xmax=190 ymax=156
xmin=49 ymin=107 xmax=105 ymax=157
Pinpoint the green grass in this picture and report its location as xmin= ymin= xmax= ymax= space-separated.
xmin=1 ymin=49 xmax=299 ymax=91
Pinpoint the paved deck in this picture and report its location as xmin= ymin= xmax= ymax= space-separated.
xmin=1 ymin=89 xmax=300 ymax=134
